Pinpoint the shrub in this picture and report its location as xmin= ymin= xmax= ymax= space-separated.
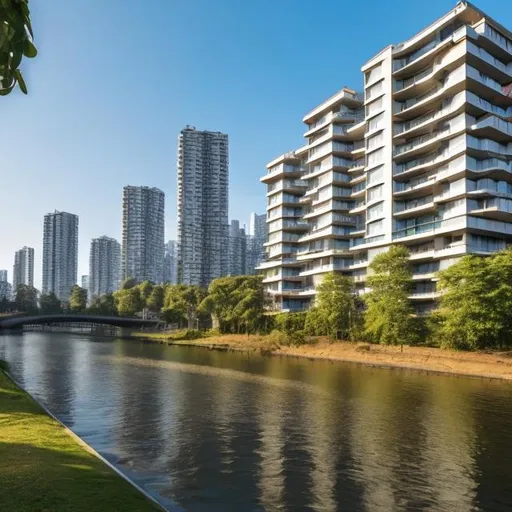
xmin=273 ymin=312 xmax=307 ymax=334
xmin=177 ymin=329 xmax=203 ymax=340
xmin=267 ymin=329 xmax=310 ymax=347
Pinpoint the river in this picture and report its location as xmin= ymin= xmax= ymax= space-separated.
xmin=1 ymin=332 xmax=511 ymax=511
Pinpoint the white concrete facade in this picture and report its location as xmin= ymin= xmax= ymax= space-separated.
xmin=89 ymin=236 xmax=121 ymax=300
xmin=13 ymin=246 xmax=34 ymax=291
xmin=260 ymin=2 xmax=512 ymax=313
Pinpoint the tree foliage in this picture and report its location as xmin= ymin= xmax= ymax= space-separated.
xmin=114 ymin=286 xmax=144 ymax=317
xmin=435 ymin=250 xmax=512 ymax=350
xmin=199 ymin=276 xmax=266 ymax=334
xmin=14 ymin=284 xmax=38 ymax=314
xmin=39 ymin=293 xmax=62 ymax=314
xmin=87 ymin=293 xmax=117 ymax=316
xmin=304 ymin=273 xmax=358 ymax=340
xmin=163 ymin=284 xmax=207 ymax=327
xmin=0 ymin=0 xmax=37 ymax=95
xmin=69 ymin=285 xmax=87 ymax=313
xmin=364 ymin=246 xmax=417 ymax=347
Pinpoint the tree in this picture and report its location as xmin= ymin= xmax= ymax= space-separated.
xmin=0 ymin=0 xmax=37 ymax=95
xmin=69 ymin=285 xmax=87 ymax=313
xmin=147 ymin=285 xmax=165 ymax=313
xmin=114 ymin=287 xmax=144 ymax=317
xmin=163 ymin=284 xmax=207 ymax=328
xmin=364 ymin=245 xmax=417 ymax=348
xmin=435 ymin=250 xmax=512 ymax=350
xmin=304 ymin=273 xmax=357 ymax=340
xmin=14 ymin=284 xmax=38 ymax=314
xmin=121 ymin=277 xmax=137 ymax=290
xmin=199 ymin=276 xmax=265 ymax=334
xmin=88 ymin=293 xmax=117 ymax=316
xmin=39 ymin=292 xmax=62 ymax=314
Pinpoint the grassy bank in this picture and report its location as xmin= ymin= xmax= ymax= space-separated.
xmin=130 ymin=331 xmax=512 ymax=381
xmin=0 ymin=362 xmax=160 ymax=511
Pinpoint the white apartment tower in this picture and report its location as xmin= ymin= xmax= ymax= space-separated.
xmin=122 ymin=186 xmax=165 ymax=284
xmin=42 ymin=211 xmax=78 ymax=302
xmin=13 ymin=246 xmax=34 ymax=290
xmin=261 ymin=2 xmax=512 ymax=313
xmin=89 ymin=236 xmax=121 ymax=300
xmin=177 ymin=127 xmax=229 ymax=287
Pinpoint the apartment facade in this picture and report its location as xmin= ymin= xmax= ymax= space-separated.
xmin=89 ymin=236 xmax=121 ymax=300
xmin=122 ymin=186 xmax=165 ymax=284
xmin=260 ymin=2 xmax=512 ymax=313
xmin=246 ymin=213 xmax=267 ymax=274
xmin=228 ymin=220 xmax=247 ymax=276
xmin=42 ymin=211 xmax=79 ymax=302
xmin=163 ymin=240 xmax=178 ymax=284
xmin=13 ymin=246 xmax=34 ymax=290
xmin=177 ymin=127 xmax=229 ymax=287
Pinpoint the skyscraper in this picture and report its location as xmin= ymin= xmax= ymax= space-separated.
xmin=89 ymin=236 xmax=121 ymax=299
xmin=246 ymin=213 xmax=267 ymax=274
xmin=122 ymin=186 xmax=165 ymax=284
xmin=260 ymin=2 xmax=512 ymax=314
xmin=177 ymin=126 xmax=229 ymax=287
xmin=163 ymin=240 xmax=178 ymax=284
xmin=13 ymin=246 xmax=34 ymax=290
xmin=228 ymin=220 xmax=246 ymax=276
xmin=0 ymin=270 xmax=11 ymax=301
xmin=42 ymin=211 xmax=79 ymax=302
xmin=81 ymin=275 xmax=89 ymax=291
xmin=0 ymin=270 xmax=7 ymax=283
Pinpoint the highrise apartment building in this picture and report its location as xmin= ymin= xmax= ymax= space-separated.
xmin=228 ymin=220 xmax=246 ymax=276
xmin=260 ymin=2 xmax=512 ymax=313
xmin=89 ymin=236 xmax=121 ymax=299
xmin=177 ymin=127 xmax=229 ymax=287
xmin=122 ymin=186 xmax=165 ymax=284
xmin=246 ymin=213 xmax=267 ymax=274
xmin=163 ymin=240 xmax=178 ymax=284
xmin=0 ymin=270 xmax=11 ymax=301
xmin=0 ymin=270 xmax=7 ymax=283
xmin=42 ymin=211 xmax=78 ymax=302
xmin=13 ymin=246 xmax=34 ymax=290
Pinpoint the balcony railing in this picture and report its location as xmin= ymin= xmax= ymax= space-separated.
xmin=395 ymin=195 xmax=434 ymax=213
xmin=393 ymin=128 xmax=449 ymax=156
xmin=395 ymin=66 xmax=433 ymax=91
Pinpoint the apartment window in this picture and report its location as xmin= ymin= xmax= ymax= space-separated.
xmin=366 ymin=97 xmax=384 ymax=118
xmin=366 ymin=80 xmax=384 ymax=101
xmin=367 ymin=202 xmax=384 ymax=221
xmin=367 ymin=148 xmax=384 ymax=168
xmin=367 ymin=113 xmax=384 ymax=133
xmin=367 ymin=165 xmax=384 ymax=185
xmin=367 ymin=131 xmax=384 ymax=152
xmin=365 ymin=63 xmax=382 ymax=85
xmin=367 ymin=184 xmax=383 ymax=202
xmin=367 ymin=219 xmax=384 ymax=236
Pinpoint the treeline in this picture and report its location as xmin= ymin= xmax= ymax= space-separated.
xmin=3 ymin=245 xmax=512 ymax=351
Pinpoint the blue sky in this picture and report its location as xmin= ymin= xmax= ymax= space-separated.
xmin=0 ymin=0 xmax=509 ymax=289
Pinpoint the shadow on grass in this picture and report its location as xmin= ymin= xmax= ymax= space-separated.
xmin=0 ymin=442 xmax=159 ymax=511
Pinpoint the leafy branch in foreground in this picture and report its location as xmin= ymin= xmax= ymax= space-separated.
xmin=0 ymin=0 xmax=37 ymax=95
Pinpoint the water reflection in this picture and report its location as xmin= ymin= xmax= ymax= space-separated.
xmin=0 ymin=333 xmax=511 ymax=511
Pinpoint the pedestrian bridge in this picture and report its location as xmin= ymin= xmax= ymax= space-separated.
xmin=0 ymin=314 xmax=161 ymax=330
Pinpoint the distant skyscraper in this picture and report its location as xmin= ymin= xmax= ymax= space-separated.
xmin=13 ymin=246 xmax=34 ymax=291
xmin=122 ymin=186 xmax=165 ymax=284
xmin=228 ymin=220 xmax=246 ymax=276
xmin=177 ymin=127 xmax=229 ymax=287
xmin=89 ymin=236 xmax=121 ymax=299
xmin=246 ymin=213 xmax=267 ymax=274
xmin=0 ymin=270 xmax=11 ymax=301
xmin=81 ymin=275 xmax=89 ymax=290
xmin=42 ymin=211 xmax=78 ymax=302
xmin=0 ymin=270 xmax=7 ymax=283
xmin=163 ymin=240 xmax=178 ymax=284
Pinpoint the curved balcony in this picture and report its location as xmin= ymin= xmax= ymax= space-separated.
xmin=470 ymin=116 xmax=512 ymax=142
xmin=394 ymin=175 xmax=437 ymax=198
xmin=470 ymin=197 xmax=512 ymax=221
xmin=394 ymin=196 xmax=437 ymax=218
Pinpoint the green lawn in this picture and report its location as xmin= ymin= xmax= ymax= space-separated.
xmin=0 ymin=362 xmax=160 ymax=511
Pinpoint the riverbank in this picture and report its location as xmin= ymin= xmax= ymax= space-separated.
xmin=130 ymin=332 xmax=512 ymax=381
xmin=0 ymin=361 xmax=160 ymax=511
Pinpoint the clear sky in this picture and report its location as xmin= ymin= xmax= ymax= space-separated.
xmin=0 ymin=0 xmax=509 ymax=289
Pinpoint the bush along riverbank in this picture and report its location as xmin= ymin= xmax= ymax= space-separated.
xmin=0 ymin=361 xmax=160 ymax=512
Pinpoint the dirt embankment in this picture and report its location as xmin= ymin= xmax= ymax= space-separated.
xmin=131 ymin=333 xmax=512 ymax=381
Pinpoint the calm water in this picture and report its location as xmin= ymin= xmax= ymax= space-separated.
xmin=1 ymin=333 xmax=512 ymax=511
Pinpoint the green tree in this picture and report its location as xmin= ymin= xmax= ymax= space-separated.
xmin=69 ymin=285 xmax=87 ymax=313
xmin=87 ymin=293 xmax=117 ymax=316
xmin=364 ymin=245 xmax=417 ymax=348
xmin=114 ymin=287 xmax=144 ymax=317
xmin=14 ymin=284 xmax=38 ymax=314
xmin=147 ymin=285 xmax=165 ymax=312
xmin=39 ymin=292 xmax=62 ymax=314
xmin=0 ymin=0 xmax=37 ymax=95
xmin=163 ymin=284 xmax=207 ymax=328
xmin=435 ymin=250 xmax=512 ymax=350
xmin=304 ymin=273 xmax=357 ymax=340
xmin=199 ymin=276 xmax=265 ymax=334
xmin=121 ymin=277 xmax=137 ymax=290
